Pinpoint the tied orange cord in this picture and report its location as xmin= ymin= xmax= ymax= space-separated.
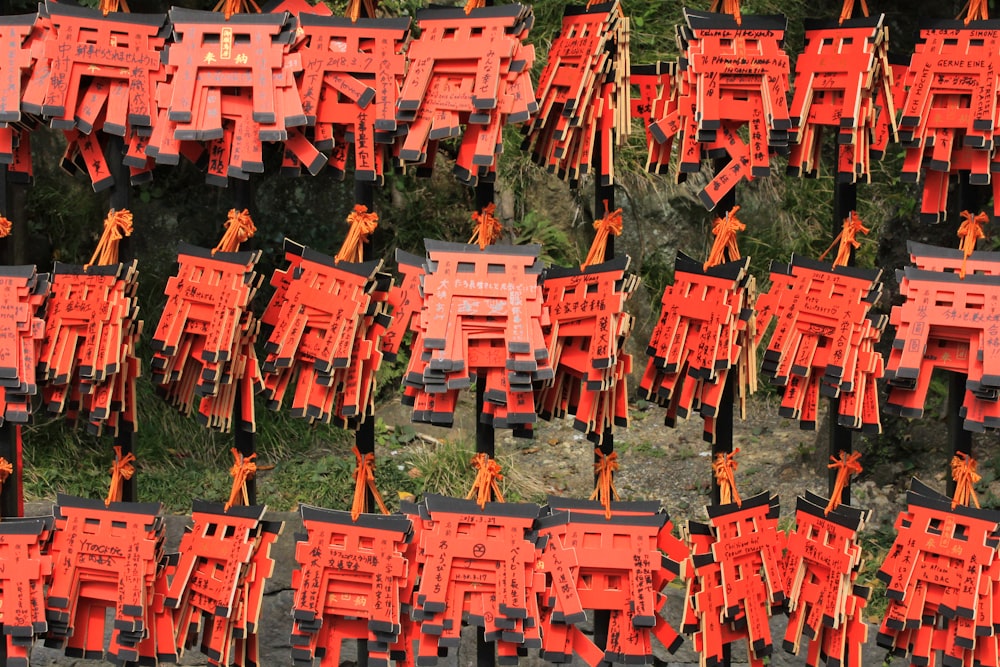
xmin=819 ymin=211 xmax=870 ymax=268
xmin=581 ymin=201 xmax=623 ymax=269
xmin=212 ymin=0 xmax=261 ymax=20
xmin=0 ymin=216 xmax=11 ymax=239
xmin=839 ymin=0 xmax=869 ymax=23
xmin=469 ymin=203 xmax=503 ymax=250
xmin=957 ymin=210 xmax=988 ymax=279
xmin=824 ymin=451 xmax=862 ymax=515
xmin=589 ymin=449 xmax=620 ymax=519
xmin=350 ymin=447 xmax=390 ymax=521
xmin=464 ymin=0 xmax=485 ymax=14
xmin=224 ymin=448 xmax=257 ymax=511
xmin=105 ymin=446 xmax=136 ymax=506
xmin=709 ymin=0 xmax=742 ymax=25
xmin=704 ymin=206 xmax=745 ymax=270
xmin=345 ymin=0 xmax=377 ymax=21
xmin=213 ymin=209 xmax=256 ymax=255
xmin=958 ymin=0 xmax=989 ymax=23
xmin=86 ymin=209 xmax=134 ymax=269
xmin=951 ymin=452 xmax=981 ymax=509
xmin=99 ymin=0 xmax=130 ymax=14
xmin=467 ymin=453 xmax=505 ymax=508
xmin=0 ymin=456 xmax=12 ymax=494
xmin=712 ymin=449 xmax=742 ymax=506
xmin=335 ymin=205 xmax=379 ymax=263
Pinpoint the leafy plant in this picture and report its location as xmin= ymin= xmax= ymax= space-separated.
xmin=514 ymin=210 xmax=578 ymax=267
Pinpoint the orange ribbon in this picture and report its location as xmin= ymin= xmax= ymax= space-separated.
xmin=467 ymin=453 xmax=505 ymax=509
xmin=86 ymin=209 xmax=134 ymax=269
xmin=839 ymin=0 xmax=869 ymax=23
xmin=99 ymin=0 xmax=130 ymax=14
xmin=589 ymin=449 xmax=620 ymax=519
xmin=0 ymin=216 xmax=11 ymax=239
xmin=0 ymin=456 xmax=12 ymax=490
xmin=957 ymin=210 xmax=988 ymax=279
xmin=581 ymin=201 xmax=623 ymax=269
xmin=709 ymin=0 xmax=742 ymax=24
xmin=346 ymin=0 xmax=378 ymax=21
xmin=951 ymin=452 xmax=982 ymax=509
xmin=469 ymin=203 xmax=503 ymax=250
xmin=819 ymin=211 xmax=870 ymax=268
xmin=105 ymin=446 xmax=136 ymax=506
xmin=704 ymin=206 xmax=745 ymax=270
xmin=824 ymin=451 xmax=863 ymax=515
xmin=712 ymin=449 xmax=742 ymax=506
xmin=464 ymin=0 xmax=485 ymax=14
xmin=212 ymin=0 xmax=261 ymax=20
xmin=351 ymin=447 xmax=390 ymax=521
xmin=335 ymin=205 xmax=379 ymax=263
xmin=958 ymin=0 xmax=989 ymax=23
xmin=213 ymin=209 xmax=257 ymax=255
xmin=225 ymin=448 xmax=257 ymax=511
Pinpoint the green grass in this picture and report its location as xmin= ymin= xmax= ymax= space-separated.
xmin=21 ymin=397 xmax=547 ymax=512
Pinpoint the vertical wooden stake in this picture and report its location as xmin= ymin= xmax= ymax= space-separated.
xmin=947 ymin=173 xmax=979 ymax=496
xmin=232 ymin=177 xmax=256 ymax=505
xmin=829 ymin=179 xmax=856 ymax=506
xmin=709 ymin=158 xmax=736 ymax=667
xmin=591 ymin=124 xmax=614 ymax=655
xmin=0 ymin=164 xmax=21 ymax=526
xmin=474 ymin=178 xmax=496 ymax=667
xmin=108 ymin=135 xmax=138 ymax=503
xmin=355 ymin=165 xmax=377 ymax=667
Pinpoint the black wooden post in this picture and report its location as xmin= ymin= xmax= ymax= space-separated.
xmin=0 ymin=164 xmax=20 ymax=522
xmin=829 ymin=180 xmax=856 ymax=506
xmin=354 ymin=178 xmax=376 ymax=497
xmin=354 ymin=136 xmax=377 ymax=667
xmin=108 ymin=135 xmax=138 ymax=503
xmin=232 ymin=177 xmax=256 ymax=505
xmin=946 ymin=173 xmax=982 ymax=495
xmin=474 ymin=178 xmax=497 ymax=667
xmin=710 ymin=161 xmax=735 ymax=667
xmin=591 ymin=122 xmax=614 ymax=655
xmin=0 ymin=163 xmax=8 ymax=667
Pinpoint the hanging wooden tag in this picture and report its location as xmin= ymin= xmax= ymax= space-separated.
xmin=896 ymin=21 xmax=1000 ymax=222
xmin=704 ymin=491 xmax=785 ymax=660
xmin=536 ymin=498 xmax=687 ymax=665
xmin=39 ymin=261 xmax=140 ymax=435
xmin=0 ymin=14 xmax=38 ymax=124
xmin=538 ymin=256 xmax=637 ymax=443
xmin=297 ymin=15 xmax=409 ymax=181
xmin=787 ymin=16 xmax=892 ymax=182
xmin=755 ymin=256 xmax=884 ymax=431
xmin=44 ymin=495 xmax=164 ymax=660
xmin=151 ymin=243 xmax=261 ymax=432
xmin=411 ymin=494 xmax=540 ymax=662
xmin=640 ymin=253 xmax=755 ymax=441
xmin=782 ymin=492 xmax=869 ymax=661
xmin=166 ymin=8 xmax=293 ymax=126
xmin=886 ymin=260 xmax=1000 ymax=431
xmin=395 ymin=4 xmax=536 ymax=183
xmin=403 ymin=241 xmax=551 ymax=430
xmin=685 ymin=519 xmax=754 ymax=667
xmin=0 ymin=265 xmax=48 ymax=424
xmin=37 ymin=1 xmax=167 ymax=130
xmin=0 ymin=516 xmax=53 ymax=662
xmin=290 ymin=505 xmax=410 ymax=666
xmin=523 ymin=1 xmax=629 ymax=185
xmin=631 ymin=62 xmax=677 ymax=175
xmin=877 ymin=478 xmax=1000 ymax=664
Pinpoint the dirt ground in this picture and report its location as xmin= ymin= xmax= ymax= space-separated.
xmin=378 ymin=390 xmax=984 ymax=537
